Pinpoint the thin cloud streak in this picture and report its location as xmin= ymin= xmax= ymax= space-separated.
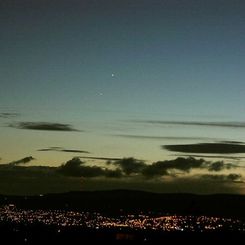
xmin=0 ymin=112 xmax=19 ymax=118
xmin=10 ymin=122 xmax=80 ymax=132
xmin=38 ymin=147 xmax=90 ymax=154
xmin=221 ymin=141 xmax=245 ymax=144
xmin=79 ymin=156 xmax=122 ymax=161
xmin=115 ymin=134 xmax=213 ymax=141
xmin=61 ymin=150 xmax=90 ymax=153
xmin=132 ymin=120 xmax=245 ymax=129
xmin=38 ymin=147 xmax=63 ymax=152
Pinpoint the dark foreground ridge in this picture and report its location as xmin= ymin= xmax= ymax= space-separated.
xmin=1 ymin=224 xmax=244 ymax=244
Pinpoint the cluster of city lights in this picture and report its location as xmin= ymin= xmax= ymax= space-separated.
xmin=0 ymin=205 xmax=244 ymax=232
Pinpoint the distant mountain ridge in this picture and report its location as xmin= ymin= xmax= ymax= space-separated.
xmin=1 ymin=189 xmax=245 ymax=219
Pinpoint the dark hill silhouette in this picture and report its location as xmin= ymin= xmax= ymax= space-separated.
xmin=1 ymin=190 xmax=245 ymax=219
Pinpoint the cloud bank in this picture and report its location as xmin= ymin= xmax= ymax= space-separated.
xmin=0 ymin=156 xmax=243 ymax=195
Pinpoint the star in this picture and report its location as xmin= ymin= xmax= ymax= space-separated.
xmin=111 ymin=73 xmax=115 ymax=77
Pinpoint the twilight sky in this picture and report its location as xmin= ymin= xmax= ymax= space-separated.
xmin=1 ymin=0 xmax=245 ymax=195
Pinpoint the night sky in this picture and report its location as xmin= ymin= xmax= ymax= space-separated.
xmin=1 ymin=0 xmax=245 ymax=195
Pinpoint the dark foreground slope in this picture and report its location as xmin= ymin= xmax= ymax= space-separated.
xmin=1 ymin=190 xmax=245 ymax=219
xmin=0 ymin=224 xmax=244 ymax=245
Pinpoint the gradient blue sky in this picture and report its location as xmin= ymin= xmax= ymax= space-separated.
xmin=1 ymin=0 xmax=245 ymax=194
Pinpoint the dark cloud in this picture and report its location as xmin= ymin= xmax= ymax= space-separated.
xmin=107 ymin=157 xmax=235 ymax=178
xmin=163 ymin=143 xmax=245 ymax=154
xmin=115 ymin=134 xmax=212 ymax=141
xmin=9 ymin=156 xmax=35 ymax=165
xmin=132 ymin=120 xmax=245 ymax=129
xmin=0 ymin=112 xmax=19 ymax=118
xmin=38 ymin=147 xmax=63 ymax=152
xmin=10 ymin=122 xmax=80 ymax=132
xmin=38 ymin=147 xmax=89 ymax=154
xmin=227 ymin=174 xmax=243 ymax=182
xmin=107 ymin=158 xmax=145 ymax=175
xmin=57 ymin=157 xmax=122 ymax=178
xmin=208 ymin=161 xmax=235 ymax=172
xmin=142 ymin=157 xmax=205 ymax=177
xmin=61 ymin=149 xmax=89 ymax=153
xmin=201 ymin=174 xmax=242 ymax=182
xmin=142 ymin=162 xmax=169 ymax=177
xmin=104 ymin=169 xmax=122 ymax=178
